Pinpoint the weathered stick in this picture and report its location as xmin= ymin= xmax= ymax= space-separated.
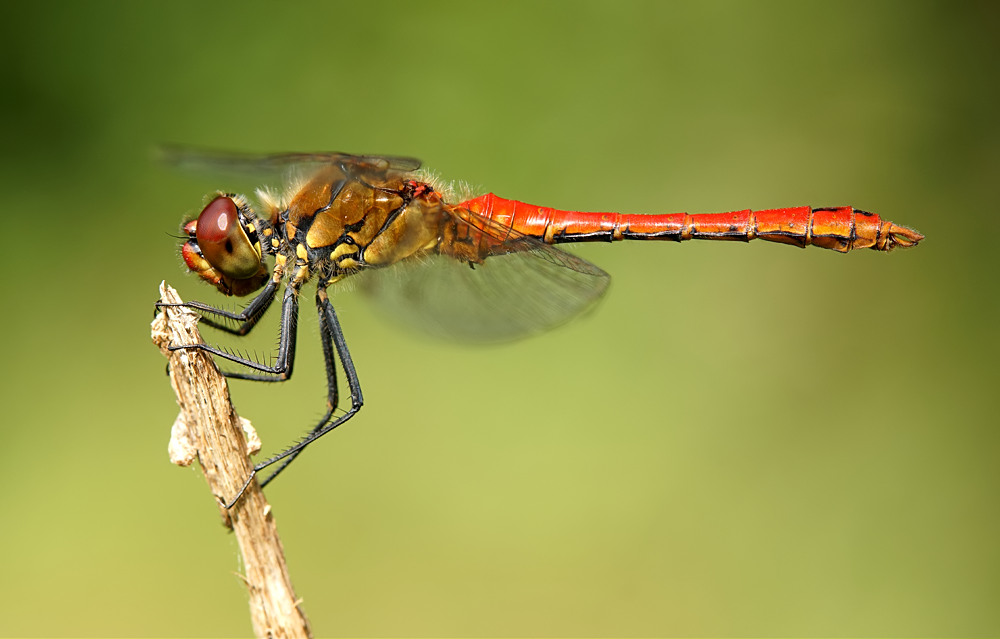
xmin=151 ymin=282 xmax=312 ymax=639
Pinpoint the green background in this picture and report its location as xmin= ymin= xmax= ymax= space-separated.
xmin=1 ymin=1 xmax=996 ymax=636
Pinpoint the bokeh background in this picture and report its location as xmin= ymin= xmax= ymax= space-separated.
xmin=1 ymin=1 xmax=996 ymax=636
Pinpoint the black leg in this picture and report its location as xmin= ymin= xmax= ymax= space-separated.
xmin=224 ymin=286 xmax=364 ymax=506
xmin=157 ymin=277 xmax=280 ymax=336
xmin=170 ymin=283 xmax=299 ymax=382
xmin=256 ymin=287 xmax=347 ymax=488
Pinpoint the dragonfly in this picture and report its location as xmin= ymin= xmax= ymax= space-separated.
xmin=158 ymin=148 xmax=923 ymax=506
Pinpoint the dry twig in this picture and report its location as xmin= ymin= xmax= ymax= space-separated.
xmin=151 ymin=282 xmax=311 ymax=639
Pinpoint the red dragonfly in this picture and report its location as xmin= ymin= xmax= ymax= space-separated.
xmin=158 ymin=149 xmax=923 ymax=505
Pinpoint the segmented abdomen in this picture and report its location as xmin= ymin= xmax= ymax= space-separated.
xmin=459 ymin=193 xmax=923 ymax=253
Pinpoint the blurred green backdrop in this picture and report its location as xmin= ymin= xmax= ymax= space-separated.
xmin=1 ymin=1 xmax=996 ymax=636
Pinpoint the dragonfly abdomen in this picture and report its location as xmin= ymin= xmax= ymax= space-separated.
xmin=460 ymin=194 xmax=923 ymax=253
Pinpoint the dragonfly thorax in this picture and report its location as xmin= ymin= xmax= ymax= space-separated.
xmin=273 ymin=166 xmax=446 ymax=279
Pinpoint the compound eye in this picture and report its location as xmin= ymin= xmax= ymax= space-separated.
xmin=195 ymin=196 xmax=262 ymax=279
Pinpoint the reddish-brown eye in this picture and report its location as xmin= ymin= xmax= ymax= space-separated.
xmin=196 ymin=196 xmax=239 ymax=244
xmin=195 ymin=196 xmax=263 ymax=279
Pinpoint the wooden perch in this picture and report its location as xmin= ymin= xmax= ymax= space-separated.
xmin=151 ymin=282 xmax=312 ymax=639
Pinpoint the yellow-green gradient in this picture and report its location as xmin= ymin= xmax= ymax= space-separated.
xmin=1 ymin=1 xmax=995 ymax=636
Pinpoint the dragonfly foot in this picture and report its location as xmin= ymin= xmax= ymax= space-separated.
xmin=221 ymin=470 xmax=258 ymax=509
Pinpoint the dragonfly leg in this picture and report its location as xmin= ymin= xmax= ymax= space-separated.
xmin=242 ymin=286 xmax=364 ymax=497
xmin=156 ymin=277 xmax=280 ymax=336
xmin=167 ymin=282 xmax=299 ymax=382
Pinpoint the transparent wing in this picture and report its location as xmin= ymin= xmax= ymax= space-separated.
xmin=157 ymin=145 xmax=422 ymax=184
xmin=359 ymin=205 xmax=611 ymax=343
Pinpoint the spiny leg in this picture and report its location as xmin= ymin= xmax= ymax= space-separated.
xmin=257 ymin=287 xmax=346 ymax=488
xmin=169 ymin=282 xmax=300 ymax=382
xmin=225 ymin=285 xmax=364 ymax=506
xmin=156 ymin=277 xmax=280 ymax=336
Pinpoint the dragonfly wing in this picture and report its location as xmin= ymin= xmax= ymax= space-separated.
xmin=359 ymin=205 xmax=610 ymax=343
xmin=157 ymin=146 xmax=422 ymax=183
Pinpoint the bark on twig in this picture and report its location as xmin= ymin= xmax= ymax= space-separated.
xmin=151 ymin=282 xmax=311 ymax=639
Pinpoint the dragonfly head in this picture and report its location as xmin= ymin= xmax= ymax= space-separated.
xmin=181 ymin=194 xmax=268 ymax=296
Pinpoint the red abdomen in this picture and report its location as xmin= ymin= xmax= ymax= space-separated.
xmin=459 ymin=193 xmax=923 ymax=253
